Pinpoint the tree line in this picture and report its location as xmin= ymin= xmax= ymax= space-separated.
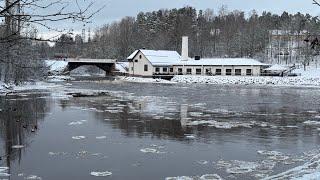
xmin=49 ymin=6 xmax=320 ymax=62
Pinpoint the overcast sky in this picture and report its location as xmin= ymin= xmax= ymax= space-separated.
xmin=39 ymin=0 xmax=319 ymax=38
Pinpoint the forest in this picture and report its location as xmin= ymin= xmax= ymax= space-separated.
xmin=50 ymin=6 xmax=320 ymax=61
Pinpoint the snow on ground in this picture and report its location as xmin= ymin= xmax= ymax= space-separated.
xmin=119 ymin=76 xmax=176 ymax=84
xmin=293 ymin=67 xmax=320 ymax=78
xmin=0 ymin=81 xmax=62 ymax=94
xmin=45 ymin=60 xmax=68 ymax=74
xmin=171 ymin=75 xmax=320 ymax=87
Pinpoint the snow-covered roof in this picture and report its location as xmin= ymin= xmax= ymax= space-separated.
xmin=175 ymin=58 xmax=267 ymax=66
xmin=128 ymin=49 xmax=266 ymax=66
xmin=127 ymin=49 xmax=181 ymax=66
xmin=264 ymin=64 xmax=288 ymax=71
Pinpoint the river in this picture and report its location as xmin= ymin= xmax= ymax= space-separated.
xmin=1 ymin=78 xmax=320 ymax=180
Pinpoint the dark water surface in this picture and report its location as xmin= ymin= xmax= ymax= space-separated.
xmin=1 ymin=79 xmax=320 ymax=180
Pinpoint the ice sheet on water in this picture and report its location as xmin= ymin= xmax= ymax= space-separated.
xmin=72 ymin=136 xmax=86 ymax=140
xmin=186 ymin=120 xmax=255 ymax=129
xmin=165 ymin=174 xmax=223 ymax=180
xmin=262 ymin=152 xmax=320 ymax=180
xmin=90 ymin=171 xmax=112 ymax=177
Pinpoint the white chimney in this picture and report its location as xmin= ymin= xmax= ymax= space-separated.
xmin=181 ymin=36 xmax=188 ymax=61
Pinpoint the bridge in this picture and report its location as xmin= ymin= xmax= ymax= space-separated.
xmin=62 ymin=58 xmax=117 ymax=75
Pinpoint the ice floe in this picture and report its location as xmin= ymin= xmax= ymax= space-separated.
xmin=90 ymin=171 xmax=112 ymax=177
xmin=95 ymin=136 xmax=107 ymax=139
xmin=165 ymin=174 xmax=223 ymax=180
xmin=0 ymin=167 xmax=10 ymax=177
xmin=25 ymin=175 xmax=42 ymax=180
xmin=303 ymin=120 xmax=320 ymax=125
xmin=68 ymin=120 xmax=87 ymax=125
xmin=262 ymin=152 xmax=320 ymax=180
xmin=72 ymin=136 xmax=86 ymax=140
xmin=11 ymin=145 xmax=24 ymax=149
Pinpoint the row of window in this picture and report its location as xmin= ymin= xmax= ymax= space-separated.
xmin=179 ymin=68 xmax=252 ymax=75
xmin=142 ymin=65 xmax=253 ymax=75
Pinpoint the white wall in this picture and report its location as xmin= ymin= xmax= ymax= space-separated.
xmin=128 ymin=51 xmax=153 ymax=76
xmin=173 ymin=65 xmax=261 ymax=76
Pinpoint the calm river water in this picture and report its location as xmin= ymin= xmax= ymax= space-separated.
xmin=1 ymin=79 xmax=320 ymax=180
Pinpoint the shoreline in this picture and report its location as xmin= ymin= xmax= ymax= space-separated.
xmin=120 ymin=75 xmax=320 ymax=88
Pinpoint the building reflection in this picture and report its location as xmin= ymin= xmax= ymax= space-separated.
xmin=0 ymin=94 xmax=51 ymax=174
xmin=59 ymin=92 xmax=313 ymax=145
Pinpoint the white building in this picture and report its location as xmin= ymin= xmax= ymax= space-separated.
xmin=127 ymin=37 xmax=267 ymax=77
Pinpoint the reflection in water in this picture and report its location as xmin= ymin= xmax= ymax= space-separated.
xmin=0 ymin=93 xmax=51 ymax=172
xmin=1 ymin=82 xmax=320 ymax=179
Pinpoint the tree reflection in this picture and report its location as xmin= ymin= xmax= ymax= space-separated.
xmin=0 ymin=94 xmax=51 ymax=171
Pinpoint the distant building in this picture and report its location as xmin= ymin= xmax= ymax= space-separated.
xmin=266 ymin=30 xmax=309 ymax=65
xmin=127 ymin=37 xmax=267 ymax=77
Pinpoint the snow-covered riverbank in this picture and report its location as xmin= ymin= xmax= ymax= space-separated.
xmin=0 ymin=81 xmax=62 ymax=94
xmin=171 ymin=75 xmax=320 ymax=87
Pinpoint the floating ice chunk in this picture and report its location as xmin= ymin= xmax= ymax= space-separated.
xmin=315 ymin=116 xmax=320 ymax=119
xmin=200 ymin=174 xmax=223 ymax=180
xmin=25 ymin=175 xmax=42 ymax=180
xmin=68 ymin=120 xmax=86 ymax=125
xmin=165 ymin=176 xmax=194 ymax=180
xmin=140 ymin=148 xmax=158 ymax=153
xmin=196 ymin=160 xmax=209 ymax=165
xmin=189 ymin=112 xmax=203 ymax=117
xmin=226 ymin=160 xmax=259 ymax=174
xmin=11 ymin=145 xmax=24 ymax=149
xmin=72 ymin=136 xmax=86 ymax=140
xmin=90 ymin=171 xmax=112 ymax=177
xmin=48 ymin=152 xmax=67 ymax=156
xmin=258 ymin=150 xmax=290 ymax=161
xmin=258 ymin=150 xmax=283 ymax=156
xmin=0 ymin=167 xmax=10 ymax=177
xmin=303 ymin=120 xmax=320 ymax=125
xmin=96 ymin=136 xmax=107 ymax=139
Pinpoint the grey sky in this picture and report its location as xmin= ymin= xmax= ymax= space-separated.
xmin=39 ymin=0 xmax=319 ymax=37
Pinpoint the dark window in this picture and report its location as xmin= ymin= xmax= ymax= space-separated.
xmin=215 ymin=69 xmax=222 ymax=75
xmin=170 ymin=68 xmax=174 ymax=73
xmin=139 ymin=55 xmax=142 ymax=59
xmin=196 ymin=69 xmax=202 ymax=75
xmin=163 ymin=67 xmax=168 ymax=72
xmin=235 ymin=69 xmax=241 ymax=76
xmin=144 ymin=65 xmax=148 ymax=71
xmin=226 ymin=69 xmax=232 ymax=75
xmin=205 ymin=68 xmax=211 ymax=75
xmin=131 ymin=67 xmax=133 ymax=71
xmin=134 ymin=59 xmax=138 ymax=62
xmin=178 ymin=68 xmax=183 ymax=75
xmin=155 ymin=67 xmax=160 ymax=72
xmin=186 ymin=68 xmax=192 ymax=75
xmin=246 ymin=69 xmax=252 ymax=76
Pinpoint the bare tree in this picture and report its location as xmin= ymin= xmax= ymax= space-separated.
xmin=0 ymin=0 xmax=103 ymax=83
